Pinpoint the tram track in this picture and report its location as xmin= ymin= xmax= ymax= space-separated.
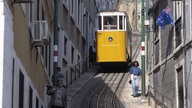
xmin=112 ymin=73 xmax=129 ymax=108
xmin=80 ymin=72 xmax=129 ymax=108
xmin=97 ymin=73 xmax=117 ymax=108
xmin=104 ymin=73 xmax=119 ymax=108
xmin=89 ymin=73 xmax=110 ymax=108
xmin=111 ymin=73 xmax=124 ymax=108
xmin=81 ymin=73 xmax=109 ymax=108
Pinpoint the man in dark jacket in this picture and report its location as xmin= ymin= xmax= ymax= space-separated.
xmin=47 ymin=79 xmax=67 ymax=108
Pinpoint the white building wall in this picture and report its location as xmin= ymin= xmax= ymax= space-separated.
xmin=0 ymin=2 xmax=14 ymax=108
xmin=0 ymin=1 xmax=5 ymax=107
xmin=11 ymin=53 xmax=45 ymax=108
xmin=0 ymin=1 xmax=47 ymax=108
xmin=185 ymin=0 xmax=192 ymax=107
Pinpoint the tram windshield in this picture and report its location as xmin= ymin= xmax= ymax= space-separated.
xmin=103 ymin=16 xmax=117 ymax=30
xmin=97 ymin=14 xmax=126 ymax=31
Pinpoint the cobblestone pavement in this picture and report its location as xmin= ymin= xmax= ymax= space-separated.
xmin=67 ymin=66 xmax=151 ymax=108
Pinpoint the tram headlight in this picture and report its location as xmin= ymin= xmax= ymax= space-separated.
xmin=108 ymin=36 xmax=113 ymax=42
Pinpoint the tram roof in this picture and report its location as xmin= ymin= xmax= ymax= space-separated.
xmin=97 ymin=11 xmax=127 ymax=16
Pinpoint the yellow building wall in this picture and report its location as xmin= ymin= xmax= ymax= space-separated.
xmin=11 ymin=2 xmax=50 ymax=99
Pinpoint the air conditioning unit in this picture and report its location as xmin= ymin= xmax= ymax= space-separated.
xmin=32 ymin=20 xmax=49 ymax=47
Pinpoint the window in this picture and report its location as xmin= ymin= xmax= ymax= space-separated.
xmin=71 ymin=0 xmax=74 ymax=14
xmin=154 ymin=8 xmax=159 ymax=37
xmin=103 ymin=16 xmax=117 ymax=30
xmin=36 ymin=0 xmax=40 ymax=20
xmin=78 ymin=55 xmax=80 ymax=63
xmin=177 ymin=67 xmax=184 ymax=108
xmin=11 ymin=59 xmax=15 ymax=108
xmin=41 ymin=47 xmax=44 ymax=59
xmin=119 ymin=16 xmax=123 ymax=30
xmin=64 ymin=37 xmax=67 ymax=56
xmin=83 ymin=11 xmax=88 ymax=37
xmin=36 ymin=97 xmax=39 ymax=108
xmin=71 ymin=47 xmax=74 ymax=64
xmin=70 ymin=0 xmax=75 ymax=16
xmin=70 ymin=68 xmax=74 ymax=84
xmin=167 ymin=26 xmax=174 ymax=55
xmin=77 ymin=55 xmax=80 ymax=69
xmin=175 ymin=17 xmax=182 ymax=48
xmin=49 ymin=39 xmax=51 ymax=76
xmin=29 ymin=3 xmax=33 ymax=23
xmin=19 ymin=71 xmax=24 ymax=108
xmin=29 ymin=87 xmax=33 ymax=108
xmin=154 ymin=41 xmax=159 ymax=64
xmin=98 ymin=16 xmax=102 ymax=30
xmin=77 ymin=0 xmax=81 ymax=24
xmin=173 ymin=1 xmax=182 ymax=20
xmin=45 ymin=46 xmax=48 ymax=68
xmin=153 ymin=7 xmax=159 ymax=56
xmin=41 ymin=6 xmax=45 ymax=20
xmin=62 ymin=58 xmax=68 ymax=67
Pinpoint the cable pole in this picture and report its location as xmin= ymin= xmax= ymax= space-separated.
xmin=141 ymin=0 xmax=146 ymax=96
xmin=53 ymin=0 xmax=59 ymax=85
xmin=135 ymin=0 xmax=138 ymax=31
xmin=146 ymin=0 xmax=149 ymax=72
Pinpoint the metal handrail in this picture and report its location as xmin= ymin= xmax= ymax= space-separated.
xmin=148 ymin=85 xmax=173 ymax=108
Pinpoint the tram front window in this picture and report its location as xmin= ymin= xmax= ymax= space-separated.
xmin=103 ymin=16 xmax=117 ymax=30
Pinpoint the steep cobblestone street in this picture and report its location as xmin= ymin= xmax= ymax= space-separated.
xmin=67 ymin=66 xmax=151 ymax=108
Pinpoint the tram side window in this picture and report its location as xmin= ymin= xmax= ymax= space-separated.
xmin=98 ymin=16 xmax=102 ymax=30
xmin=119 ymin=16 xmax=123 ymax=30
xmin=103 ymin=16 xmax=117 ymax=30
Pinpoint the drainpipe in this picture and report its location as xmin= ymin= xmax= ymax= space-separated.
xmin=53 ymin=0 xmax=59 ymax=85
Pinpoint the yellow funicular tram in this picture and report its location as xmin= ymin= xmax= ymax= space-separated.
xmin=96 ymin=11 xmax=132 ymax=69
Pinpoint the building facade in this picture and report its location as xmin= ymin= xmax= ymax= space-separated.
xmin=0 ymin=0 xmax=54 ymax=108
xmin=0 ymin=0 xmax=98 ymax=108
xmin=184 ymin=0 xmax=192 ymax=107
xmin=147 ymin=0 xmax=190 ymax=108
xmin=117 ymin=0 xmax=142 ymax=62
xmin=57 ymin=0 xmax=98 ymax=87
xmin=117 ymin=0 xmax=141 ymax=32
xmin=96 ymin=0 xmax=118 ymax=11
